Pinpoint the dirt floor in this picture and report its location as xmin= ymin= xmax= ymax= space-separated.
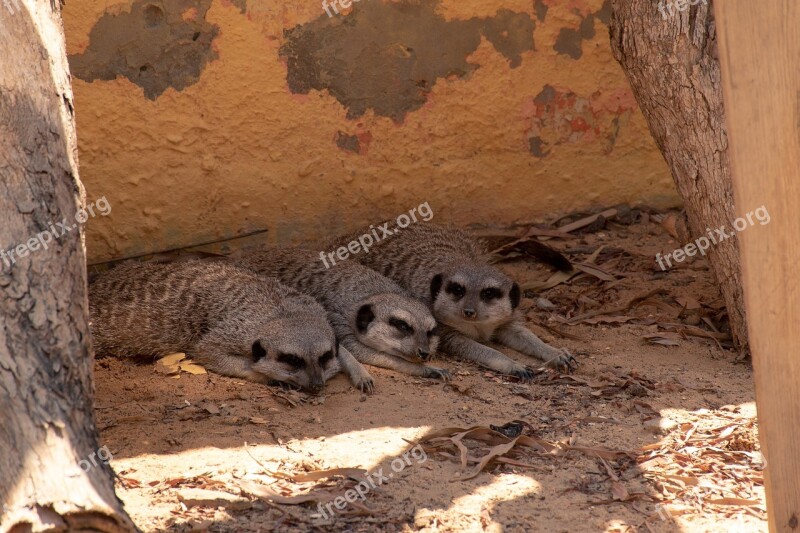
xmin=93 ymin=208 xmax=766 ymax=532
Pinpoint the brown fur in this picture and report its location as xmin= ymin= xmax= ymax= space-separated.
xmin=329 ymin=223 xmax=576 ymax=377
xmin=89 ymin=260 xmax=341 ymax=392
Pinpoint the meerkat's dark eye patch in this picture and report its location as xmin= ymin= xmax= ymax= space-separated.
xmin=480 ymin=287 xmax=503 ymax=302
xmin=356 ymin=304 xmax=375 ymax=333
xmin=319 ymin=350 xmax=334 ymax=366
xmin=430 ymin=274 xmax=444 ymax=300
xmin=427 ymin=326 xmax=439 ymax=338
xmin=278 ymin=353 xmax=306 ymax=369
xmin=252 ymin=340 xmax=267 ymax=362
xmin=445 ymin=282 xmax=466 ymax=300
xmin=509 ymin=282 xmax=521 ymax=309
xmin=389 ymin=317 xmax=413 ymax=335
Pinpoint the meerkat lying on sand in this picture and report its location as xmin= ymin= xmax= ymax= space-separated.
xmin=238 ymin=247 xmax=449 ymax=382
xmin=331 ymin=223 xmax=577 ymax=380
xmin=89 ymin=260 xmax=371 ymax=393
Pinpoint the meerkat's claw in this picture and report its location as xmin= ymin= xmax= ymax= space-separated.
xmin=269 ymin=380 xmax=298 ymax=392
xmin=423 ymin=366 xmax=451 ymax=381
xmin=509 ymin=366 xmax=536 ymax=382
xmin=545 ymin=349 xmax=577 ymax=374
xmin=358 ymin=377 xmax=375 ymax=395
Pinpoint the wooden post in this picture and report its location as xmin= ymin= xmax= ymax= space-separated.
xmin=0 ymin=1 xmax=136 ymax=530
xmin=609 ymin=0 xmax=749 ymax=353
xmin=715 ymin=2 xmax=800 ymax=531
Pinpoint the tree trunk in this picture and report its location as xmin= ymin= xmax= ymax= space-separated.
xmin=0 ymin=1 xmax=137 ymax=531
xmin=608 ymin=0 xmax=748 ymax=353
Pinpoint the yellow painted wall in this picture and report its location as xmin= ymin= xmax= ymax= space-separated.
xmin=63 ymin=0 xmax=678 ymax=264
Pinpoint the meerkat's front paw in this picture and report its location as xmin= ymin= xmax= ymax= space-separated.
xmin=507 ymin=365 xmax=536 ymax=381
xmin=268 ymin=380 xmax=299 ymax=391
xmin=543 ymin=349 xmax=577 ymax=374
xmin=423 ymin=366 xmax=451 ymax=381
xmin=346 ymin=366 xmax=374 ymax=394
xmin=355 ymin=375 xmax=375 ymax=395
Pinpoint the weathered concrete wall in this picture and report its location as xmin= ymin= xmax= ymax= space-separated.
xmin=63 ymin=0 xmax=678 ymax=263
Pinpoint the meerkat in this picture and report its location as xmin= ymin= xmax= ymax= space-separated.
xmin=330 ymin=223 xmax=577 ymax=380
xmin=237 ymin=247 xmax=449 ymax=381
xmin=89 ymin=260 xmax=373 ymax=393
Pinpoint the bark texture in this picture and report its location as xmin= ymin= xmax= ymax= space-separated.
xmin=0 ymin=1 xmax=137 ymax=531
xmin=609 ymin=0 xmax=748 ymax=352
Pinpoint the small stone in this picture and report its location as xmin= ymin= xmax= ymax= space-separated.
xmin=176 ymin=488 xmax=251 ymax=511
xmin=627 ymin=383 xmax=649 ymax=397
xmin=536 ymin=297 xmax=557 ymax=310
xmin=644 ymin=417 xmax=678 ymax=435
xmin=414 ymin=509 xmax=437 ymax=528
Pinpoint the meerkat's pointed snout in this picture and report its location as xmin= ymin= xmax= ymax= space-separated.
xmin=418 ymin=347 xmax=431 ymax=361
xmin=462 ymin=308 xmax=477 ymax=319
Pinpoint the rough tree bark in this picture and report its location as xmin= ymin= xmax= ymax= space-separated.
xmin=0 ymin=1 xmax=137 ymax=531
xmin=608 ymin=0 xmax=748 ymax=352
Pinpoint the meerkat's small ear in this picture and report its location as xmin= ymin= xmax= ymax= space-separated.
xmin=356 ymin=304 xmax=375 ymax=333
xmin=430 ymin=274 xmax=444 ymax=300
xmin=509 ymin=282 xmax=521 ymax=309
xmin=252 ymin=340 xmax=268 ymax=362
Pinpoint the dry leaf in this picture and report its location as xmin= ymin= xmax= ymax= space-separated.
xmin=585 ymin=245 xmax=606 ymax=265
xmin=676 ymin=296 xmax=702 ymax=310
xmin=416 ymin=424 xmax=633 ymax=482
xmin=660 ymin=214 xmax=680 ymax=239
xmin=291 ymin=468 xmax=367 ymax=483
xmin=487 ymin=236 xmax=572 ymax=271
xmin=159 ymin=353 xmax=187 ymax=365
xmin=643 ymin=333 xmax=682 ymax=347
xmin=580 ymin=315 xmax=637 ymax=325
xmin=525 ymin=227 xmax=574 ymax=239
xmin=237 ymin=480 xmax=334 ymax=505
xmin=661 ymin=324 xmax=730 ymax=341
xmin=200 ymin=402 xmax=220 ymax=415
xmin=611 ymin=481 xmax=629 ymax=501
xmin=548 ymin=208 xmax=618 ymax=238
xmin=117 ymin=475 xmax=141 ymax=488
xmin=180 ymin=362 xmax=207 ymax=375
xmin=458 ymin=438 xmax=520 ymax=481
xmin=154 ymin=360 xmax=181 ymax=375
xmin=577 ymin=416 xmax=626 ymax=425
xmin=706 ymin=498 xmax=761 ymax=506
xmin=566 ymin=288 xmax=668 ymax=325
xmin=637 ymin=298 xmax=682 ymax=316
xmin=574 ymin=263 xmax=617 ymax=282
xmin=523 ymin=270 xmax=578 ymax=292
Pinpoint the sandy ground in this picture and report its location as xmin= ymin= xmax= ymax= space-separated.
xmin=94 ymin=210 xmax=765 ymax=532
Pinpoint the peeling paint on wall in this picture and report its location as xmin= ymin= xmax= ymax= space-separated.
xmin=334 ymin=129 xmax=373 ymax=154
xmin=279 ymin=0 xmax=534 ymax=123
xmin=62 ymin=0 xmax=679 ymax=263
xmin=229 ymin=0 xmax=247 ymax=14
xmin=523 ymin=84 xmax=637 ymax=158
xmin=553 ymin=0 xmax=610 ymax=59
xmin=335 ymin=131 xmax=360 ymax=153
xmin=69 ymin=0 xmax=219 ymax=99
xmin=533 ymin=0 xmax=548 ymax=22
